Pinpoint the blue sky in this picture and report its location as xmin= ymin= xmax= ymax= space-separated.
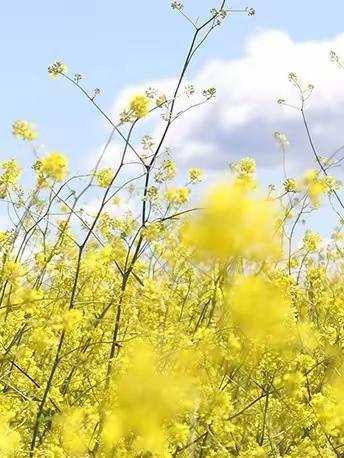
xmin=2 ymin=0 xmax=344 ymax=163
xmin=1 ymin=0 xmax=344 ymax=236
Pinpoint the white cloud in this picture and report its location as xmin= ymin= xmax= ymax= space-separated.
xmin=83 ymin=197 xmax=131 ymax=219
xmin=100 ymin=29 xmax=344 ymax=181
xmin=85 ymin=142 xmax=123 ymax=170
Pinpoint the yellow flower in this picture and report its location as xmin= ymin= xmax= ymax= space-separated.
xmin=3 ymin=259 xmax=24 ymax=285
xmin=240 ymin=446 xmax=267 ymax=458
xmin=0 ymin=231 xmax=12 ymax=252
xmin=48 ymin=60 xmax=68 ymax=77
xmin=12 ymin=120 xmax=38 ymax=141
xmin=62 ymin=309 xmax=83 ymax=332
xmin=53 ymin=408 xmax=88 ymax=456
xmin=0 ymin=159 xmax=21 ymax=198
xmin=0 ymin=159 xmax=21 ymax=184
xmin=226 ymin=275 xmax=291 ymax=342
xmin=283 ymin=178 xmax=299 ymax=193
xmin=0 ymin=421 xmax=21 ymax=457
xmin=30 ymin=328 xmax=55 ymax=354
xmin=102 ymin=341 xmax=195 ymax=455
xmin=129 ymin=94 xmax=150 ymax=118
xmin=302 ymin=169 xmax=329 ymax=208
xmin=142 ymin=222 xmax=164 ymax=241
xmin=96 ymin=168 xmax=115 ymax=187
xmin=188 ymin=167 xmax=203 ymax=183
xmin=164 ymin=186 xmax=190 ymax=205
xmin=155 ymin=159 xmax=177 ymax=183
xmin=236 ymin=157 xmax=256 ymax=175
xmin=184 ymin=181 xmax=280 ymax=260
xmin=303 ymin=230 xmax=322 ymax=252
xmin=231 ymin=157 xmax=257 ymax=189
xmin=36 ymin=151 xmax=69 ymax=186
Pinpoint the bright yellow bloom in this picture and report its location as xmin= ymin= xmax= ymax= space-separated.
xmin=184 ymin=181 xmax=280 ymax=260
xmin=0 ymin=420 xmax=21 ymax=457
xmin=36 ymin=151 xmax=69 ymax=186
xmin=102 ymin=341 xmax=195 ymax=455
xmin=142 ymin=221 xmax=164 ymax=241
xmin=0 ymin=159 xmax=21 ymax=184
xmin=237 ymin=157 xmax=256 ymax=175
xmin=231 ymin=157 xmax=257 ymax=189
xmin=129 ymin=94 xmax=150 ymax=118
xmin=53 ymin=408 xmax=88 ymax=456
xmin=226 ymin=275 xmax=291 ymax=342
xmin=240 ymin=446 xmax=268 ymax=458
xmin=2 ymin=259 xmax=24 ymax=285
xmin=62 ymin=309 xmax=83 ymax=332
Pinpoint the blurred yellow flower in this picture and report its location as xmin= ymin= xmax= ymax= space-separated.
xmin=226 ymin=275 xmax=291 ymax=342
xmin=183 ymin=181 xmax=280 ymax=261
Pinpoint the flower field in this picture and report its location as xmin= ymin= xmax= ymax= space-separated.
xmin=0 ymin=2 xmax=344 ymax=457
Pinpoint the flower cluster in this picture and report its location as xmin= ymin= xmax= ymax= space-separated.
xmin=129 ymin=94 xmax=150 ymax=118
xmin=35 ymin=151 xmax=69 ymax=186
xmin=0 ymin=159 xmax=21 ymax=199
xmin=1 ymin=129 xmax=344 ymax=458
xmin=155 ymin=159 xmax=177 ymax=183
xmin=188 ymin=167 xmax=203 ymax=183
xmin=12 ymin=120 xmax=38 ymax=141
xmin=183 ymin=179 xmax=280 ymax=260
xmin=48 ymin=60 xmax=68 ymax=77
xmin=96 ymin=168 xmax=115 ymax=188
xmin=302 ymin=169 xmax=339 ymax=208
xmin=165 ymin=186 xmax=190 ymax=205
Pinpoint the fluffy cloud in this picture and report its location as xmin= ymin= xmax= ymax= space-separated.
xmin=171 ymin=29 xmax=344 ymax=173
xmin=105 ymin=29 xmax=344 ymax=179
